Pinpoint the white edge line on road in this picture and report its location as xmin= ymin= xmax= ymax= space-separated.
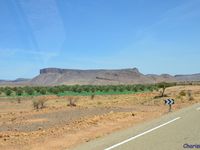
xmin=104 ymin=117 xmax=181 ymax=150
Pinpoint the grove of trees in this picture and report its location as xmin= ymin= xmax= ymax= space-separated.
xmin=0 ymin=82 xmax=177 ymax=97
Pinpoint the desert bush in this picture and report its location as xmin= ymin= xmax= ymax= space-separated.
xmin=33 ymin=100 xmax=40 ymax=109
xmin=39 ymin=99 xmax=47 ymax=108
xmin=17 ymin=98 xmax=21 ymax=103
xmin=32 ymin=98 xmax=48 ymax=109
xmin=67 ymin=96 xmax=78 ymax=107
xmin=97 ymin=101 xmax=102 ymax=105
xmin=187 ymin=90 xmax=194 ymax=101
xmin=179 ymin=90 xmax=186 ymax=96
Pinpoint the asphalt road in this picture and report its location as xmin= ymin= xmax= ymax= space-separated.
xmin=71 ymin=103 xmax=200 ymax=150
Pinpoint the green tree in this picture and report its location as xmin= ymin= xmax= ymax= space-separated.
xmin=157 ymin=82 xmax=174 ymax=97
xmin=5 ymin=89 xmax=12 ymax=96
xmin=16 ymin=88 xmax=23 ymax=96
xmin=104 ymin=87 xmax=110 ymax=92
xmin=51 ymin=87 xmax=60 ymax=95
xmin=84 ymin=86 xmax=90 ymax=92
xmin=146 ymin=85 xmax=154 ymax=92
xmin=126 ymin=85 xmax=131 ymax=91
xmin=12 ymin=87 xmax=18 ymax=92
xmin=58 ymin=85 xmax=65 ymax=93
xmin=0 ymin=87 xmax=3 ymax=95
xmin=138 ymin=85 xmax=145 ymax=91
xmin=34 ymin=87 xmax=41 ymax=93
xmin=132 ymin=86 xmax=138 ymax=92
xmin=91 ymin=87 xmax=96 ymax=93
xmin=25 ymin=87 xmax=34 ymax=95
xmin=119 ymin=87 xmax=124 ymax=92
xmin=112 ymin=86 xmax=118 ymax=92
xmin=39 ymin=88 xmax=47 ymax=95
xmin=77 ymin=87 xmax=83 ymax=93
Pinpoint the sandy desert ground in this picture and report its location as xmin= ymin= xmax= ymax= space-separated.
xmin=0 ymin=85 xmax=200 ymax=150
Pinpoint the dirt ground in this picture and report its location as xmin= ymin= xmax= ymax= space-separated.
xmin=0 ymin=85 xmax=200 ymax=150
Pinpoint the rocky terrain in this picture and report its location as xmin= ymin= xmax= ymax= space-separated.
xmin=30 ymin=68 xmax=177 ymax=86
xmin=1 ymin=68 xmax=200 ymax=86
xmin=30 ymin=68 xmax=200 ymax=86
xmin=31 ymin=68 xmax=152 ymax=85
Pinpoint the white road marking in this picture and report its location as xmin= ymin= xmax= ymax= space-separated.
xmin=104 ymin=117 xmax=181 ymax=150
xmin=196 ymin=107 xmax=200 ymax=111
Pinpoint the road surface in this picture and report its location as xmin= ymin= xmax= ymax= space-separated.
xmin=71 ymin=103 xmax=200 ymax=150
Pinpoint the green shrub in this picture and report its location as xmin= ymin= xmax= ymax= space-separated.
xmin=39 ymin=88 xmax=47 ymax=95
xmin=5 ymin=89 xmax=12 ymax=96
xmin=50 ymin=87 xmax=59 ymax=94
xmin=25 ymin=87 xmax=34 ymax=95
xmin=16 ymin=88 xmax=23 ymax=96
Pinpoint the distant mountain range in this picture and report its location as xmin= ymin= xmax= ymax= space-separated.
xmin=1 ymin=68 xmax=200 ymax=86
xmin=0 ymin=78 xmax=30 ymax=85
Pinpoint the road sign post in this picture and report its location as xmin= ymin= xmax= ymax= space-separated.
xmin=169 ymin=104 xmax=172 ymax=112
xmin=164 ymin=99 xmax=174 ymax=112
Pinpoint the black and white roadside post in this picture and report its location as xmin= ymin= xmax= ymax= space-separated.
xmin=164 ymin=99 xmax=175 ymax=112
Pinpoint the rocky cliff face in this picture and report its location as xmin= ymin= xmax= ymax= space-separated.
xmin=30 ymin=67 xmax=176 ymax=86
xmin=39 ymin=68 xmax=140 ymax=74
xmin=1 ymin=67 xmax=200 ymax=86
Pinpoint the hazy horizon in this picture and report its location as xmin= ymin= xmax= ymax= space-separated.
xmin=1 ymin=0 xmax=200 ymax=79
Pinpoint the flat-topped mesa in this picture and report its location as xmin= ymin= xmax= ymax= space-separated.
xmin=1 ymin=67 xmax=200 ymax=86
xmin=34 ymin=67 xmax=147 ymax=86
xmin=40 ymin=67 xmax=141 ymax=74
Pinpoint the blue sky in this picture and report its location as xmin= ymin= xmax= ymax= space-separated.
xmin=0 ymin=0 xmax=200 ymax=79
